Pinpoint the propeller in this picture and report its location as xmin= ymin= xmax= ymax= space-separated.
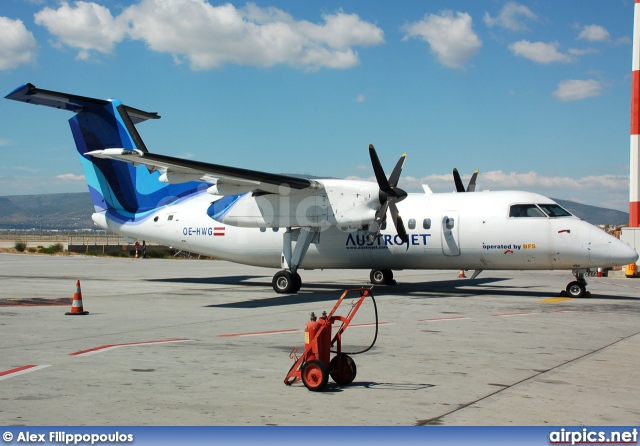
xmin=453 ymin=168 xmax=479 ymax=192
xmin=368 ymin=144 xmax=409 ymax=244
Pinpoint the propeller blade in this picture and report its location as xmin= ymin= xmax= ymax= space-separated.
xmin=388 ymin=153 xmax=407 ymax=188
xmin=466 ymin=170 xmax=479 ymax=192
xmin=367 ymin=201 xmax=389 ymax=243
xmin=453 ymin=168 xmax=465 ymax=193
xmin=389 ymin=202 xmax=408 ymax=244
xmin=369 ymin=145 xmax=391 ymax=192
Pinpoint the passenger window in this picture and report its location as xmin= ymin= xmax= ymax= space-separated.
xmin=260 ymin=227 xmax=266 ymax=232
xmin=509 ymin=204 xmax=545 ymax=218
xmin=167 ymin=215 xmax=174 ymax=221
xmin=408 ymin=219 xmax=416 ymax=230
xmin=445 ymin=217 xmax=454 ymax=229
xmin=272 ymin=227 xmax=279 ymax=232
xmin=423 ymin=218 xmax=431 ymax=229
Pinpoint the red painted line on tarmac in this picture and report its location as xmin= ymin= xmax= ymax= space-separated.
xmin=418 ymin=316 xmax=469 ymax=322
xmin=0 ymin=364 xmax=50 ymax=380
xmin=491 ymin=312 xmax=535 ymax=317
xmin=218 ymin=329 xmax=301 ymax=338
xmin=68 ymin=338 xmax=192 ymax=356
xmin=0 ymin=364 xmax=37 ymax=377
xmin=347 ymin=322 xmax=391 ymax=327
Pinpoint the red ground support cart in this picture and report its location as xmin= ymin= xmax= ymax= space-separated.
xmin=284 ymin=287 xmax=378 ymax=391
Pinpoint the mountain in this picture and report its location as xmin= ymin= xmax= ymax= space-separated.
xmin=0 ymin=192 xmax=630 ymax=230
xmin=552 ymin=198 xmax=629 ymax=226
xmin=0 ymin=193 xmax=94 ymax=229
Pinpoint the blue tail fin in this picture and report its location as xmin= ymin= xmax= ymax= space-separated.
xmin=5 ymin=84 xmax=206 ymax=223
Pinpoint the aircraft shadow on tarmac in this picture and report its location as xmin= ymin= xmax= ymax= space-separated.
xmin=147 ymin=275 xmax=265 ymax=285
xmin=147 ymin=275 xmax=636 ymax=308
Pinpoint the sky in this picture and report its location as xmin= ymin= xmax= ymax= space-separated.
xmin=0 ymin=0 xmax=636 ymax=212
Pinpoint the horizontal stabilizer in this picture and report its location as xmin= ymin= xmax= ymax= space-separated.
xmin=5 ymin=83 xmax=159 ymax=124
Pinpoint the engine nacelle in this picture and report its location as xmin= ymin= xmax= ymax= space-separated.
xmin=212 ymin=180 xmax=379 ymax=228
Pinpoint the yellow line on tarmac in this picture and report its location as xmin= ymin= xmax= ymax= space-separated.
xmin=539 ymin=297 xmax=574 ymax=303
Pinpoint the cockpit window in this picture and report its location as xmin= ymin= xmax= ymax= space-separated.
xmin=509 ymin=204 xmax=546 ymax=218
xmin=538 ymin=204 xmax=572 ymax=218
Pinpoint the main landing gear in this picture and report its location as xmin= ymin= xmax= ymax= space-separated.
xmin=563 ymin=269 xmax=591 ymax=298
xmin=272 ymin=270 xmax=302 ymax=294
xmin=272 ymin=227 xmax=318 ymax=294
xmin=369 ymin=269 xmax=396 ymax=285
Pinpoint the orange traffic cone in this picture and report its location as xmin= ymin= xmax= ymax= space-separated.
xmin=65 ymin=280 xmax=89 ymax=315
xmin=458 ymin=269 xmax=467 ymax=278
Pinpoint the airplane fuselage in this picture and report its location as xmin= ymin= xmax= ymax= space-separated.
xmin=92 ymin=188 xmax=629 ymax=272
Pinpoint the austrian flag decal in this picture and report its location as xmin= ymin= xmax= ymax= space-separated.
xmin=214 ymin=227 xmax=225 ymax=236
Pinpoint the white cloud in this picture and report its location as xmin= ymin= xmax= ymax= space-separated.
xmin=344 ymin=170 xmax=629 ymax=211
xmin=34 ymin=1 xmax=127 ymax=59
xmin=577 ymin=24 xmax=610 ymax=42
xmin=484 ymin=2 xmax=537 ymax=32
xmin=349 ymin=170 xmax=627 ymax=194
xmin=509 ymin=40 xmax=573 ymax=64
xmin=0 ymin=16 xmax=38 ymax=70
xmin=553 ymin=79 xmax=603 ymax=101
xmin=55 ymin=173 xmax=86 ymax=182
xmin=34 ymin=0 xmax=384 ymax=71
xmin=402 ymin=11 xmax=481 ymax=69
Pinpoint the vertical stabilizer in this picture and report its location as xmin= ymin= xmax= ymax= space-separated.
xmin=5 ymin=84 xmax=206 ymax=224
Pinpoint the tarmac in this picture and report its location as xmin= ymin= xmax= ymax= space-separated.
xmin=0 ymin=253 xmax=638 ymax=426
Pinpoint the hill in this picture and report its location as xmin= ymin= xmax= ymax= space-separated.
xmin=551 ymin=198 xmax=628 ymax=226
xmin=0 ymin=193 xmax=94 ymax=229
xmin=0 ymin=192 xmax=630 ymax=229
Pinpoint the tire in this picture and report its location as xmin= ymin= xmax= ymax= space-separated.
xmin=566 ymin=281 xmax=586 ymax=298
xmin=301 ymin=359 xmax=328 ymax=391
xmin=329 ymin=354 xmax=357 ymax=385
xmin=292 ymin=272 xmax=302 ymax=293
xmin=272 ymin=270 xmax=298 ymax=294
xmin=370 ymin=269 xmax=393 ymax=285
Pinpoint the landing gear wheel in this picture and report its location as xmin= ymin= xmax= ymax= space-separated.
xmin=301 ymin=359 xmax=328 ymax=391
xmin=272 ymin=271 xmax=300 ymax=294
xmin=370 ymin=269 xmax=393 ymax=285
xmin=329 ymin=354 xmax=357 ymax=385
xmin=293 ymin=272 xmax=302 ymax=292
xmin=566 ymin=281 xmax=586 ymax=298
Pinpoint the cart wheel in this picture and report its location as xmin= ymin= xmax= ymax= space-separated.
xmin=329 ymin=354 xmax=357 ymax=385
xmin=301 ymin=360 xmax=328 ymax=391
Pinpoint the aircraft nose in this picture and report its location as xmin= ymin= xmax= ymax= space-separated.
xmin=611 ymin=239 xmax=639 ymax=266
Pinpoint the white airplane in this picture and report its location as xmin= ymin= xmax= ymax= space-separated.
xmin=6 ymin=83 xmax=638 ymax=297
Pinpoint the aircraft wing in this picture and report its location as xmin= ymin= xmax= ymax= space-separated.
xmin=87 ymin=148 xmax=322 ymax=195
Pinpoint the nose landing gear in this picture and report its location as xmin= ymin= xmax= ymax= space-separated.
xmin=563 ymin=269 xmax=591 ymax=298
